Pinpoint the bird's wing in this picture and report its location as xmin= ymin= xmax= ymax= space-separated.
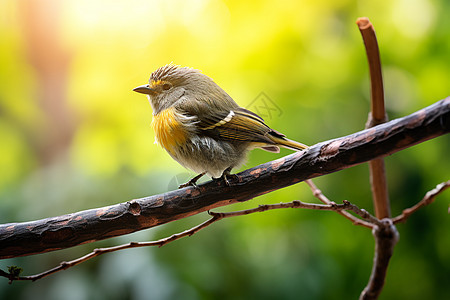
xmin=178 ymin=99 xmax=308 ymax=151
xmin=195 ymin=107 xmax=285 ymax=145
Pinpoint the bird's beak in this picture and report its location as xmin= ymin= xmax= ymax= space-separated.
xmin=133 ymin=84 xmax=155 ymax=95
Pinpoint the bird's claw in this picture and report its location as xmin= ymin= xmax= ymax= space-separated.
xmin=178 ymin=172 xmax=206 ymax=189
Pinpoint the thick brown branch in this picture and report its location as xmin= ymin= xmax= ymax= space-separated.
xmin=0 ymin=98 xmax=449 ymax=259
xmin=3 ymin=200 xmax=370 ymax=282
xmin=3 ymin=215 xmax=220 ymax=282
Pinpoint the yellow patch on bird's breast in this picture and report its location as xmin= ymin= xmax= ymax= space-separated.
xmin=151 ymin=107 xmax=188 ymax=153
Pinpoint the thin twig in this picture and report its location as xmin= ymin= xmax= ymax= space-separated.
xmin=392 ymin=180 xmax=450 ymax=224
xmin=357 ymin=17 xmax=391 ymax=219
xmin=209 ymin=199 xmax=364 ymax=218
xmin=305 ymin=180 xmax=375 ymax=228
xmin=2 ymin=199 xmax=369 ymax=283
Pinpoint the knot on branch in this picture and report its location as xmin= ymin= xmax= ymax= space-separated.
xmin=373 ymin=218 xmax=399 ymax=245
xmin=292 ymin=200 xmax=302 ymax=207
xmin=127 ymin=201 xmax=142 ymax=216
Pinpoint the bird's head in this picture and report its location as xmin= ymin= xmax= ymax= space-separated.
xmin=133 ymin=64 xmax=213 ymax=114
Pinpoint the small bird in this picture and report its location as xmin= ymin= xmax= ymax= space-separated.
xmin=133 ymin=65 xmax=307 ymax=188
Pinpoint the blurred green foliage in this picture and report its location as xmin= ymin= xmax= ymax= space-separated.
xmin=0 ymin=0 xmax=449 ymax=299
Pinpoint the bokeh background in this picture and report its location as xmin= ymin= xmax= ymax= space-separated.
xmin=0 ymin=0 xmax=449 ymax=299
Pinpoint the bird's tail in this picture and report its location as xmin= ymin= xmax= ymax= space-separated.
xmin=271 ymin=136 xmax=308 ymax=151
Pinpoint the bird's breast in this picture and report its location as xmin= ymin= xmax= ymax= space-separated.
xmin=151 ymin=107 xmax=189 ymax=153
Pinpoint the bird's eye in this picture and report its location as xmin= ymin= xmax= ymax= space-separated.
xmin=162 ymin=83 xmax=172 ymax=90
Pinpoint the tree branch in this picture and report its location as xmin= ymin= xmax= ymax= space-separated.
xmin=0 ymin=98 xmax=449 ymax=259
xmin=392 ymin=180 xmax=450 ymax=224
xmin=357 ymin=17 xmax=391 ymax=219
xmin=357 ymin=18 xmax=386 ymax=123
xmin=360 ymin=219 xmax=399 ymax=300
xmin=2 ymin=200 xmax=372 ymax=282
xmin=305 ymin=179 xmax=375 ymax=228
xmin=358 ymin=180 xmax=450 ymax=299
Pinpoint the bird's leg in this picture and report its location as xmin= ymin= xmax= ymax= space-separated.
xmin=179 ymin=172 xmax=206 ymax=189
xmin=218 ymin=166 xmax=238 ymax=186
